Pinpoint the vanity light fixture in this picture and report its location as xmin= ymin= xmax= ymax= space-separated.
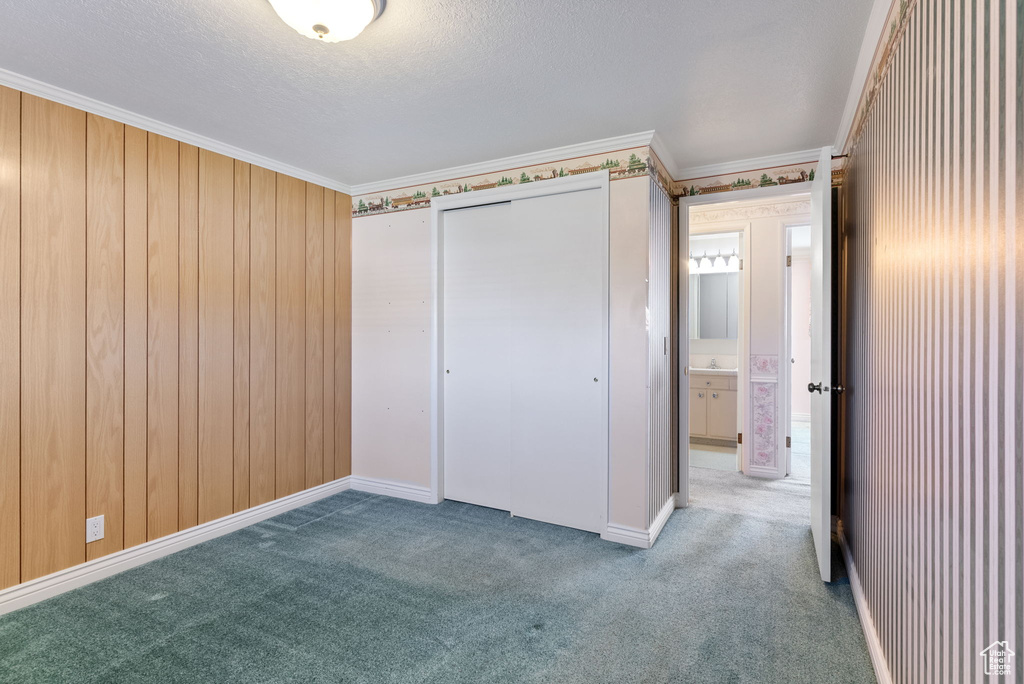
xmin=727 ymin=250 xmax=739 ymax=269
xmin=700 ymin=252 xmax=712 ymax=270
xmin=689 ymin=254 xmax=699 ymax=271
xmin=268 ymin=0 xmax=385 ymax=42
xmin=713 ymin=250 xmax=727 ymax=270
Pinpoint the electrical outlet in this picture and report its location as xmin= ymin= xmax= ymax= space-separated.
xmin=86 ymin=515 xmax=104 ymax=544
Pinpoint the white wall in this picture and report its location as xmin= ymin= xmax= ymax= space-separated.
xmin=790 ymin=254 xmax=811 ymax=419
xmin=351 ymin=176 xmax=652 ymax=530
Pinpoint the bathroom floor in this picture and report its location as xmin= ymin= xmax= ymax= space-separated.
xmin=688 ymin=420 xmax=811 ymax=523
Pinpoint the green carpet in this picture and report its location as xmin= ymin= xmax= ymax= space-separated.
xmin=0 ymin=486 xmax=875 ymax=683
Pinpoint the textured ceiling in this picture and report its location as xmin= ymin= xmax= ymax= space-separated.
xmin=0 ymin=0 xmax=874 ymax=186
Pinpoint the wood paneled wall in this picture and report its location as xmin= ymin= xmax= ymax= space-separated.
xmin=0 ymin=86 xmax=353 ymax=589
xmin=841 ymin=0 xmax=1021 ymax=681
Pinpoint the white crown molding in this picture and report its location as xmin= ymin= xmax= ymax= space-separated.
xmin=690 ymin=198 xmax=811 ymax=225
xmin=677 ymin=148 xmax=822 ymax=182
xmin=834 ymin=0 xmax=898 ymax=152
xmin=349 ymin=130 xmax=656 ymax=197
xmin=648 ymin=130 xmax=682 ymax=180
xmin=0 ymin=67 xmax=354 ymax=195
xmin=349 ymin=476 xmax=434 ymax=504
xmin=840 ymin=531 xmax=895 ymax=684
xmin=0 ymin=476 xmax=353 ymax=616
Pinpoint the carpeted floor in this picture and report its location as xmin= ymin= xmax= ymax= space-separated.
xmin=688 ymin=420 xmax=811 ymax=525
xmin=1 ymin=429 xmax=873 ymax=683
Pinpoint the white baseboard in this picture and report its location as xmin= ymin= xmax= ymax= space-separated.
xmin=0 ymin=476 xmax=353 ymax=617
xmin=349 ymin=476 xmax=434 ymax=504
xmin=840 ymin=530 xmax=893 ymax=684
xmin=601 ymin=497 xmax=676 ymax=549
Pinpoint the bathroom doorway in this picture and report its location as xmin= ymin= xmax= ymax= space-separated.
xmin=686 ymin=230 xmax=744 ymax=475
xmin=678 ymin=188 xmax=813 ymax=515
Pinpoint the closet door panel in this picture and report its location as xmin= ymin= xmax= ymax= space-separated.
xmin=442 ymin=203 xmax=513 ymax=511
xmin=509 ymin=190 xmax=607 ymax=534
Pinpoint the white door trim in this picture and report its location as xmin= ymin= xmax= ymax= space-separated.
xmin=428 ymin=173 xmax=611 ymax=534
xmin=677 ymin=181 xmax=815 ymax=497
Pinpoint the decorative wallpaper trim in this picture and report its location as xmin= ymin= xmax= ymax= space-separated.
xmin=750 ymin=383 xmax=778 ymax=469
xmin=351 ymin=146 xmax=655 ymax=217
xmin=750 ymin=354 xmax=780 ymax=379
xmin=690 ymin=199 xmax=811 ymax=225
xmin=841 ymin=0 xmax=917 ymax=155
xmin=674 ymin=157 xmax=845 ymax=198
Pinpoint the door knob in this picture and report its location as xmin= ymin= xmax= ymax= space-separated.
xmin=834 ymin=384 xmax=846 ymax=395
xmin=807 ymin=382 xmax=823 ymax=394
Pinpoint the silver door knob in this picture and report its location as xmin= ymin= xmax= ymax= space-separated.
xmin=834 ymin=384 xmax=846 ymax=395
xmin=807 ymin=382 xmax=823 ymax=394
xmin=712 ymin=392 xmax=718 ymax=399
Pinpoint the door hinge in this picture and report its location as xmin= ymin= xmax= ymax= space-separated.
xmin=737 ymin=432 xmax=743 ymax=444
xmin=787 ymin=255 xmax=792 ymax=267
xmin=739 ymin=259 xmax=744 ymax=270
xmin=786 ymin=436 xmax=791 ymax=448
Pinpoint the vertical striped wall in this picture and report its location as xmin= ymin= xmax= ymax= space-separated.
xmin=841 ymin=0 xmax=1021 ymax=682
xmin=0 ymin=85 xmax=353 ymax=590
xmin=648 ymin=178 xmax=674 ymax=523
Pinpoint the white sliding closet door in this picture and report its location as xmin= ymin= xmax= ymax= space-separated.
xmin=509 ymin=189 xmax=607 ymax=534
xmin=443 ymin=202 xmax=514 ymax=510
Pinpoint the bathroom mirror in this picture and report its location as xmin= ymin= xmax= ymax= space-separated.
xmin=689 ymin=272 xmax=739 ymax=340
xmin=688 ymin=231 xmax=741 ymax=341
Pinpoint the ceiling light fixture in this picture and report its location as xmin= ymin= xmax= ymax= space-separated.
xmin=268 ymin=0 xmax=385 ymax=43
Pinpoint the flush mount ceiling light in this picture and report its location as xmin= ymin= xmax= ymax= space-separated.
xmin=268 ymin=0 xmax=385 ymax=42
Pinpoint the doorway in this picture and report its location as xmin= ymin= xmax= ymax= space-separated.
xmin=676 ymin=146 xmax=835 ymax=581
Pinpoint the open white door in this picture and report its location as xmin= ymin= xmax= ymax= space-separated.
xmin=809 ymin=147 xmax=833 ymax=582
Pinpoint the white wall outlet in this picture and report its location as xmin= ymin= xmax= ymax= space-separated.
xmin=86 ymin=515 xmax=104 ymax=543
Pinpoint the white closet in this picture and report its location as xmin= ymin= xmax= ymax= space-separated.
xmin=442 ymin=188 xmax=607 ymax=534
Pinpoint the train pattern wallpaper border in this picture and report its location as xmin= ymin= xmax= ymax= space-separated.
xmin=351 ymin=145 xmax=670 ymax=217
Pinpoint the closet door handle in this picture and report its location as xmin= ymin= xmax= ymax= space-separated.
xmin=697 ymin=392 xmax=704 ymax=398
xmin=712 ymin=392 xmax=718 ymax=399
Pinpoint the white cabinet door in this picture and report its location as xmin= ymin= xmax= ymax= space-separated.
xmin=442 ymin=202 xmax=514 ymax=511
xmin=509 ymin=189 xmax=607 ymax=534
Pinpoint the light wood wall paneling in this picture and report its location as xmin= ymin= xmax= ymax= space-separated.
xmin=0 ymin=85 xmax=20 ymax=589
xmin=146 ymin=132 xmax=179 ymax=540
xmin=19 ymin=95 xmax=87 ymax=581
xmin=249 ymin=166 xmax=276 ymax=506
xmin=85 ymin=114 xmax=125 ymax=561
xmin=322 ymin=189 xmax=336 ymax=482
xmin=123 ymin=126 xmax=148 ymax=548
xmin=276 ymin=173 xmax=306 ymax=497
xmin=198 ymin=149 xmax=234 ymax=524
xmin=305 ymin=183 xmax=325 ymax=488
xmin=232 ymin=160 xmax=251 ymax=512
xmin=334 ymin=193 xmax=352 ymax=477
xmin=178 ymin=143 xmax=199 ymax=530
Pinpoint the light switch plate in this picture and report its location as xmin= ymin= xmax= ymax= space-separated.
xmin=86 ymin=515 xmax=104 ymax=543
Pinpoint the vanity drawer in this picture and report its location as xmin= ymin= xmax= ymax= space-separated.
xmin=693 ymin=376 xmax=732 ymax=390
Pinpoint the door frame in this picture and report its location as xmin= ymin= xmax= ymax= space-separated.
xmin=428 ymin=173 xmax=611 ymax=532
xmin=676 ymin=181 xmax=812 ymax=506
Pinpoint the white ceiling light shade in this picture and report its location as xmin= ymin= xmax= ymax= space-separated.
xmin=268 ymin=0 xmax=385 ymax=42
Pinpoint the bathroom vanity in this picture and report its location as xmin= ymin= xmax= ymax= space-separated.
xmin=689 ymin=368 xmax=738 ymax=445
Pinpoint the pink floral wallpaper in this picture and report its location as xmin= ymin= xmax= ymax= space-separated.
xmin=750 ymin=383 xmax=777 ymax=468
xmin=750 ymin=355 xmax=779 ymax=377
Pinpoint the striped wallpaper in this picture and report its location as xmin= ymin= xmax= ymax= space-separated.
xmin=648 ymin=178 xmax=675 ymax=525
xmin=841 ymin=0 xmax=1021 ymax=682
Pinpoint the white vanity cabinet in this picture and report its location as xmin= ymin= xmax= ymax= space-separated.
xmin=688 ymin=370 xmax=738 ymax=442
